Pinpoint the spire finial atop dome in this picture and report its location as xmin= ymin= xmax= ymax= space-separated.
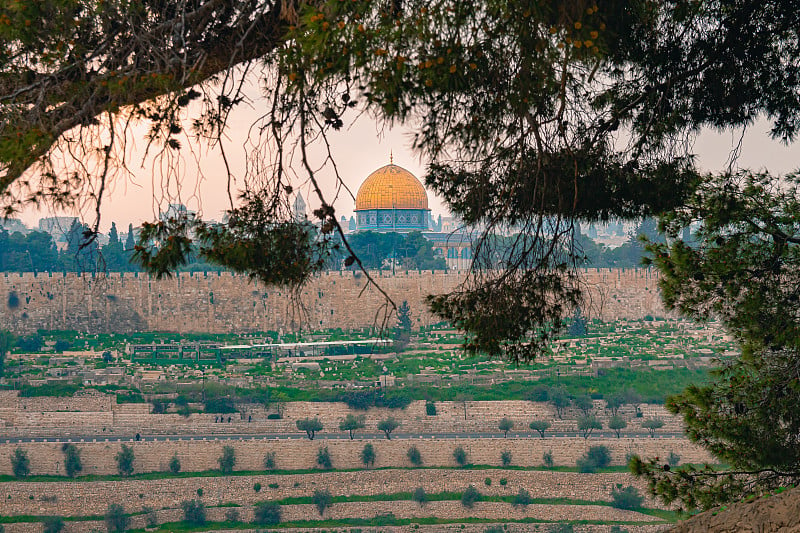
xmin=390 ymin=150 xmax=393 ymax=165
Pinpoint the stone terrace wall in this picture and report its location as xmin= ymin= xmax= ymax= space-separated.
xmin=0 ymin=268 xmax=666 ymax=334
xmin=0 ymin=522 xmax=669 ymax=533
xmin=0 ymin=436 xmax=712 ymax=479
xmin=0 ymin=469 xmax=662 ymax=517
xmin=0 ymin=397 xmax=686 ymax=437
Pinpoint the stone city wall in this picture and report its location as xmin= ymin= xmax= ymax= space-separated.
xmin=0 ymin=436 xmax=711 ymax=480
xmin=0 ymin=268 xmax=667 ymax=334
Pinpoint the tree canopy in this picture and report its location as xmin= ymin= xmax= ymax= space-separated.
xmin=631 ymin=172 xmax=800 ymax=510
xmin=2 ymin=0 xmax=800 ymax=364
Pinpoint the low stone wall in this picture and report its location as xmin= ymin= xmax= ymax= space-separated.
xmin=0 ymin=504 xmax=671 ymax=533
xmin=0 ymin=469 xmax=658 ymax=517
xmin=0 ymin=524 xmax=671 ymax=533
xmin=0 ymin=437 xmax=711 ymax=478
xmin=0 ymin=396 xmax=686 ymax=438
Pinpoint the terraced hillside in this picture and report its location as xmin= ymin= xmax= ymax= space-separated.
xmin=0 ymin=394 xmax=709 ymax=532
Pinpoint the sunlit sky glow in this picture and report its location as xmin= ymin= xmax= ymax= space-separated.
xmin=11 ymin=94 xmax=800 ymax=234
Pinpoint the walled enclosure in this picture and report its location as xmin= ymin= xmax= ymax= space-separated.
xmin=0 ymin=268 xmax=666 ymax=334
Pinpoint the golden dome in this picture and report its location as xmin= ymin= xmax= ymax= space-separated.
xmin=355 ymin=164 xmax=429 ymax=211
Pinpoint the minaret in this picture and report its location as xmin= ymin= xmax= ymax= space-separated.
xmin=293 ymin=193 xmax=307 ymax=222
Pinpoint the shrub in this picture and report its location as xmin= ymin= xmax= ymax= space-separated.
xmin=461 ymin=485 xmax=482 ymax=508
xmin=527 ymin=384 xmax=550 ymax=402
xmin=529 ymin=420 xmax=551 ymax=438
xmin=53 ymin=339 xmax=70 ymax=353
xmin=360 ymin=443 xmax=376 ymax=467
xmin=610 ymin=527 xmax=630 ymax=533
xmin=339 ymin=414 xmax=366 ymax=439
xmin=296 ymin=417 xmax=323 ymax=440
xmin=586 ymin=445 xmax=611 ymax=467
xmin=608 ymin=415 xmax=627 ymax=438
xmin=425 ymin=401 xmax=437 ymax=415
xmin=218 ymin=445 xmax=236 ymax=474
xmin=484 ymin=477 xmax=492 ymax=486
xmin=316 ymin=446 xmax=332 ymax=469
xmin=377 ymin=417 xmax=400 ymax=439
xmin=11 ymin=448 xmax=30 ymax=478
xmin=542 ymin=450 xmax=554 ymax=468
xmin=266 ymin=413 xmax=282 ymax=420
xmin=104 ymin=503 xmax=130 ymax=532
xmin=203 ymin=397 xmax=236 ymax=413
xmin=610 ymin=484 xmax=644 ymax=510
xmin=577 ymin=445 xmax=611 ymax=473
xmin=407 ymin=445 xmax=422 ymax=466
xmin=224 ymin=508 xmax=240 ymax=522
xmin=116 ymin=444 xmax=134 ymax=477
xmin=667 ymin=451 xmax=681 ymax=467
xmin=484 ymin=527 xmax=505 ymax=533
xmin=142 ymin=506 xmax=157 ymax=528
xmin=264 ymin=451 xmax=276 ymax=470
xmin=42 ymin=516 xmax=64 ymax=533
xmin=253 ymin=501 xmax=282 ymax=525
xmin=499 ymin=478 xmax=508 ymax=486
xmin=169 ymin=453 xmax=181 ymax=474
xmin=574 ymin=395 xmax=594 ymax=416
xmin=254 ymin=482 xmax=262 ymax=492
xmin=181 ymin=500 xmax=206 ymax=526
xmin=498 ymin=417 xmax=514 ymax=437
xmin=577 ymin=415 xmax=603 ymax=439
xmin=312 ymin=489 xmax=333 ymax=516
xmin=61 ymin=443 xmax=82 ymax=478
xmin=642 ymin=418 xmax=665 ymax=437
xmin=500 ymin=450 xmax=512 ymax=466
xmin=453 ymin=446 xmax=468 ymax=467
xmin=196 ymin=488 xmax=203 ymax=498
xmin=412 ymin=487 xmax=427 ymax=506
xmin=512 ymin=488 xmax=533 ymax=507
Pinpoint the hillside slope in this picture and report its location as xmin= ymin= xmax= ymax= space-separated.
xmin=669 ymin=487 xmax=800 ymax=532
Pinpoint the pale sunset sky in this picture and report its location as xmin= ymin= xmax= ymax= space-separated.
xmin=11 ymin=93 xmax=800 ymax=233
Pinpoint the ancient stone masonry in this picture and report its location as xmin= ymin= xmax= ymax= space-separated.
xmin=0 ymin=394 xmax=688 ymax=438
xmin=0 ymin=437 xmax=712 ymax=479
xmin=0 ymin=269 xmax=668 ymax=334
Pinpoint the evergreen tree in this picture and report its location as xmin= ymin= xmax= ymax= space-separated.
xmin=632 ymin=172 xmax=800 ymax=511
xmin=393 ymin=301 xmax=412 ymax=351
xmin=567 ymin=308 xmax=588 ymax=337
xmin=125 ymin=224 xmax=136 ymax=252
xmin=108 ymin=222 xmax=120 ymax=247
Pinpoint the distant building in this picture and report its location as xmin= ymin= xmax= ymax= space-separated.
xmin=159 ymin=203 xmax=195 ymax=222
xmin=293 ymin=193 xmax=307 ymax=222
xmin=354 ymin=161 xmax=432 ymax=232
xmin=0 ymin=218 xmax=29 ymax=235
xmin=353 ymin=159 xmax=472 ymax=269
xmin=38 ymin=216 xmax=79 ymax=244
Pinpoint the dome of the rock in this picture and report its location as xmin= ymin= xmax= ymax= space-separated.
xmin=354 ymin=163 xmax=430 ymax=231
